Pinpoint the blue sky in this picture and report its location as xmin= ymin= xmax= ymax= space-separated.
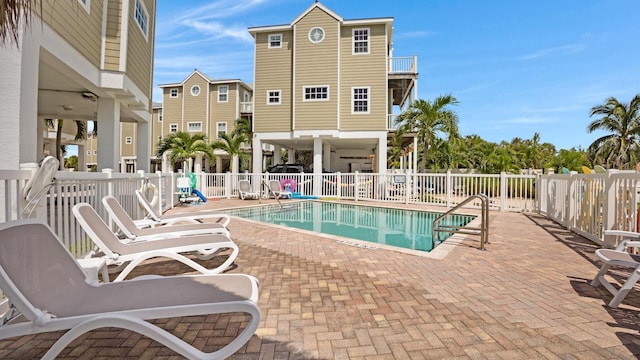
xmin=153 ymin=0 xmax=640 ymax=151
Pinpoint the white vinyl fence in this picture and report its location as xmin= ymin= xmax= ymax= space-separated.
xmin=2 ymin=166 xmax=639 ymax=258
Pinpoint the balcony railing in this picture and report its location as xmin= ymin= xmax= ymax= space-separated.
xmin=241 ymin=102 xmax=252 ymax=113
xmin=387 ymin=114 xmax=400 ymax=130
xmin=389 ymin=56 xmax=418 ymax=74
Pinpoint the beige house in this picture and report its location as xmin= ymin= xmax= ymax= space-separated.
xmin=248 ymin=2 xmax=417 ymax=174
xmin=158 ymin=70 xmax=253 ymax=173
xmin=0 ymin=0 xmax=157 ymax=172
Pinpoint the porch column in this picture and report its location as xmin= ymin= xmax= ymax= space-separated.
xmin=77 ymin=144 xmax=86 ymax=172
xmin=194 ymin=154 xmax=203 ymax=173
xmin=96 ymin=98 xmax=121 ymax=171
xmin=216 ymin=156 xmax=223 ymax=173
xmin=287 ymin=149 xmax=295 ymax=164
xmin=377 ymin=134 xmax=387 ymax=174
xmin=273 ymin=144 xmax=281 ymax=165
xmin=136 ymin=120 xmax=150 ymax=172
xmin=252 ymin=137 xmax=263 ymax=173
xmin=0 ymin=27 xmax=39 ymax=168
xmin=162 ymin=151 xmax=170 ymax=173
xmin=313 ymin=138 xmax=322 ymax=195
xmin=323 ymin=142 xmax=331 ymax=172
xmin=413 ymin=136 xmax=418 ymax=173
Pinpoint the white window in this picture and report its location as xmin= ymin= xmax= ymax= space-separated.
xmin=125 ymin=136 xmax=132 ymax=145
xmin=93 ymin=150 xmax=97 ymax=155
xmin=77 ymin=0 xmax=90 ymax=13
xmin=187 ymin=122 xmax=202 ymax=132
xmin=303 ymin=86 xmax=329 ymax=101
xmin=352 ymin=28 xmax=370 ymax=54
xmin=170 ymin=88 xmax=178 ymax=98
xmin=267 ymin=90 xmax=281 ymax=105
xmin=158 ymin=109 xmax=163 ymax=122
xmin=190 ymin=85 xmax=200 ymax=96
xmin=352 ymin=87 xmax=370 ymax=114
xmin=218 ymin=86 xmax=228 ymax=102
xmin=87 ymin=150 xmax=91 ymax=155
xmin=169 ymin=123 xmax=178 ymax=133
xmin=244 ymin=91 xmax=250 ymax=103
xmin=157 ymin=136 xmax=162 ymax=142
xmin=134 ymin=0 xmax=149 ymax=39
xmin=268 ymin=34 xmax=282 ymax=48
xmin=216 ymin=122 xmax=227 ymax=138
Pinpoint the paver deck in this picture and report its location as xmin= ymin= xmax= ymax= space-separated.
xmin=2 ymin=199 xmax=640 ymax=359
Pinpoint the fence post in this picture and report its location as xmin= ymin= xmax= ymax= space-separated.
xmin=566 ymin=172 xmax=577 ymax=229
xmin=355 ymin=171 xmax=360 ymax=202
xmin=155 ymin=170 xmax=164 ymax=212
xmin=601 ymin=170 xmax=618 ymax=239
xmin=336 ymin=172 xmax=342 ymax=199
xmin=225 ymin=172 xmax=232 ymax=199
xmin=446 ymin=170 xmax=452 ymax=208
xmin=500 ymin=172 xmax=507 ymax=211
xmin=405 ymin=169 xmax=411 ymax=204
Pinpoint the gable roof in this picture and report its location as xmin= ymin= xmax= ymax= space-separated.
xmin=248 ymin=1 xmax=393 ymax=37
xmin=158 ymin=69 xmax=252 ymax=90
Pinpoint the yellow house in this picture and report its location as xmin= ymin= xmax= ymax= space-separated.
xmin=0 ymin=0 xmax=157 ymax=172
xmin=158 ymin=69 xmax=253 ymax=173
xmin=248 ymin=1 xmax=417 ymax=174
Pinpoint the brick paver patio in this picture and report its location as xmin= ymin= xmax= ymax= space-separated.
xmin=2 ymin=199 xmax=640 ymax=359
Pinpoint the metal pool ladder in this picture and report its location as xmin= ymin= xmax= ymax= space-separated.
xmin=432 ymin=193 xmax=490 ymax=250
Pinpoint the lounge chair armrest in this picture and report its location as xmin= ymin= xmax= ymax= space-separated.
xmin=616 ymin=240 xmax=640 ymax=251
xmin=604 ymin=230 xmax=640 ymax=238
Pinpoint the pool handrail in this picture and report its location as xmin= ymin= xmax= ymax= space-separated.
xmin=432 ymin=193 xmax=490 ymax=250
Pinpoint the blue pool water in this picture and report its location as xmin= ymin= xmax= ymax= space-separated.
xmin=226 ymin=201 xmax=475 ymax=252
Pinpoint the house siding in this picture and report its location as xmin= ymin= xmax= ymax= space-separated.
xmin=210 ymin=83 xmax=239 ymax=139
xmin=340 ymin=24 xmax=387 ymax=131
xmin=254 ymin=31 xmax=293 ymax=132
xmin=163 ymin=87 xmax=182 ymax=133
xmin=151 ymin=107 xmax=163 ymax=156
xmin=183 ymin=75 xmax=209 ymax=135
xmin=37 ymin=0 xmax=103 ymax=68
xmin=103 ymin=0 xmax=122 ymax=71
xmin=293 ymin=7 xmax=339 ymax=131
xmin=120 ymin=122 xmax=136 ymax=157
xmin=126 ymin=0 xmax=155 ymax=99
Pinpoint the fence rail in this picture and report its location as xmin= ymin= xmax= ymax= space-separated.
xmin=3 ymin=167 xmax=640 ymax=257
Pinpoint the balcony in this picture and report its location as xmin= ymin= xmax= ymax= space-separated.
xmin=388 ymin=56 xmax=418 ymax=108
xmin=241 ymin=102 xmax=252 ymax=114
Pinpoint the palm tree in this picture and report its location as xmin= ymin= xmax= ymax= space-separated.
xmin=45 ymin=119 xmax=87 ymax=169
xmin=210 ymin=132 xmax=249 ymax=174
xmin=156 ymin=131 xmax=214 ymax=171
xmin=587 ymin=94 xmax=640 ymax=169
xmin=394 ymin=94 xmax=460 ymax=172
xmin=0 ymin=0 xmax=34 ymax=47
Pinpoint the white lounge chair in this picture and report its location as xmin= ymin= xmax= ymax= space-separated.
xmin=268 ymin=179 xmax=292 ymax=199
xmin=73 ymin=203 xmax=239 ymax=281
xmin=102 ymin=196 xmax=230 ymax=240
xmin=0 ymin=219 xmax=259 ymax=360
xmin=135 ymin=189 xmax=231 ymax=227
xmin=238 ymin=180 xmax=260 ymax=200
xmin=590 ymin=230 xmax=640 ymax=308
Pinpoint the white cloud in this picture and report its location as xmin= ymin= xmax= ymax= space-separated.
xmin=175 ymin=0 xmax=269 ymax=23
xmin=516 ymin=44 xmax=585 ymax=60
xmin=181 ymin=20 xmax=254 ymax=43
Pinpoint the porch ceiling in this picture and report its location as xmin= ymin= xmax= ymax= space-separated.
xmin=265 ymin=137 xmax=379 ymax=152
xmin=38 ymin=55 xmax=142 ymax=123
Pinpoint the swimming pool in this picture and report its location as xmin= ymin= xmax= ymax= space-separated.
xmin=225 ymin=201 xmax=475 ymax=252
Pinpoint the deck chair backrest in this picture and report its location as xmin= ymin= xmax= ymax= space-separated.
xmin=269 ymin=180 xmax=282 ymax=192
xmin=239 ymin=180 xmax=252 ymax=192
xmin=0 ymin=220 xmax=89 ymax=322
xmin=102 ymin=196 xmax=143 ymax=238
xmin=72 ymin=203 xmax=132 ymax=258
xmin=135 ymin=189 xmax=162 ymax=221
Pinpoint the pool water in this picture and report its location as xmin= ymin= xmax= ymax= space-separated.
xmin=226 ymin=201 xmax=475 ymax=252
